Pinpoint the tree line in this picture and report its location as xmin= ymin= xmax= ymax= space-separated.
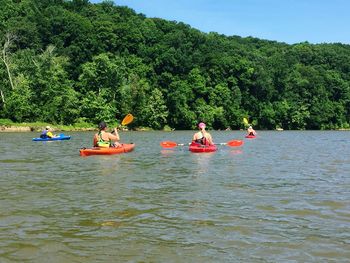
xmin=1 ymin=0 xmax=349 ymax=130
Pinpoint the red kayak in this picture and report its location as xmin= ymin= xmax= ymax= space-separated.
xmin=245 ymin=135 xmax=256 ymax=138
xmin=189 ymin=142 xmax=217 ymax=153
xmin=80 ymin=143 xmax=135 ymax=156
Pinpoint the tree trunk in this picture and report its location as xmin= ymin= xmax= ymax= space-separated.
xmin=1 ymin=33 xmax=16 ymax=92
xmin=0 ymin=32 xmax=17 ymax=108
xmin=0 ymin=89 xmax=5 ymax=107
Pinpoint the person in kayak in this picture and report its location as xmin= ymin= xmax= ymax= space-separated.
xmin=40 ymin=126 xmax=56 ymax=138
xmin=192 ymin=122 xmax=213 ymax=145
xmin=247 ymin=125 xmax=257 ymax=136
xmin=93 ymin=121 xmax=121 ymax=148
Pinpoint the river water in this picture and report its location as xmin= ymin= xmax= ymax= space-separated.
xmin=0 ymin=130 xmax=349 ymax=262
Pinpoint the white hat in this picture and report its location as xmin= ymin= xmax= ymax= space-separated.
xmin=46 ymin=126 xmax=51 ymax=130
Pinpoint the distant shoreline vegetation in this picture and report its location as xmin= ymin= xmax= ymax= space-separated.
xmin=0 ymin=119 xmax=173 ymax=132
xmin=1 ymin=1 xmax=350 ymax=130
xmin=0 ymin=119 xmax=96 ymax=132
xmin=1 ymin=121 xmax=349 ymax=133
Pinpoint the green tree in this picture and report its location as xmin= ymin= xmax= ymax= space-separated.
xmin=4 ymin=74 xmax=34 ymax=122
xmin=167 ymin=80 xmax=195 ymax=129
xmin=29 ymin=45 xmax=79 ymax=124
xmin=142 ymin=88 xmax=168 ymax=129
xmin=79 ymin=90 xmax=115 ymax=124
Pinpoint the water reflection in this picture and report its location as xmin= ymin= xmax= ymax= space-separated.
xmin=229 ymin=149 xmax=243 ymax=155
xmin=190 ymin=151 xmax=215 ymax=177
xmin=160 ymin=149 xmax=175 ymax=155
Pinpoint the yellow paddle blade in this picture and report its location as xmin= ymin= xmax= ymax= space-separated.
xmin=243 ymin=118 xmax=249 ymax=125
xmin=121 ymin=114 xmax=134 ymax=126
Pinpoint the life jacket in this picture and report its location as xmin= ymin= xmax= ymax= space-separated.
xmin=46 ymin=131 xmax=54 ymax=138
xmin=96 ymin=131 xmax=111 ymax=147
xmin=194 ymin=132 xmax=209 ymax=146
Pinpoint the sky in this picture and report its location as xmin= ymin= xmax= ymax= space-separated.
xmin=90 ymin=0 xmax=350 ymax=44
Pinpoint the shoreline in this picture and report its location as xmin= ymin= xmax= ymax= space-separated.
xmin=0 ymin=125 xmax=96 ymax=132
xmin=1 ymin=125 xmax=349 ymax=132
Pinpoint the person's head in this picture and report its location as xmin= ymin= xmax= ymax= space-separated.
xmin=98 ymin=121 xmax=107 ymax=131
xmin=45 ymin=126 xmax=51 ymax=130
xmin=198 ymin=122 xmax=206 ymax=130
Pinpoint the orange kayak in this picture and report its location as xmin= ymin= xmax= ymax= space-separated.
xmin=80 ymin=143 xmax=135 ymax=156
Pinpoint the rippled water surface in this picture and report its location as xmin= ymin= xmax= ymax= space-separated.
xmin=0 ymin=130 xmax=349 ymax=262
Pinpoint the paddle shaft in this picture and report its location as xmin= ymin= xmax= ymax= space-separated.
xmin=161 ymin=139 xmax=243 ymax=148
xmin=174 ymin=143 xmax=227 ymax=146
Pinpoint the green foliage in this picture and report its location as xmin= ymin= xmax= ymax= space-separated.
xmin=1 ymin=0 xmax=350 ymax=130
xmin=142 ymin=88 xmax=168 ymax=129
xmin=79 ymin=91 xmax=115 ymax=124
xmin=72 ymin=118 xmax=95 ymax=129
xmin=0 ymin=118 xmax=13 ymax=126
xmin=4 ymin=74 xmax=34 ymax=122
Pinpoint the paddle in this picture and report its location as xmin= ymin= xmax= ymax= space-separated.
xmin=160 ymin=140 xmax=244 ymax=148
xmin=110 ymin=114 xmax=133 ymax=135
xmin=243 ymin=117 xmax=249 ymax=126
xmin=121 ymin=113 xmax=134 ymax=126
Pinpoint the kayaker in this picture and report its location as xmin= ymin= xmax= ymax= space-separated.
xmin=192 ymin=122 xmax=213 ymax=145
xmin=40 ymin=126 xmax=56 ymax=138
xmin=247 ymin=125 xmax=257 ymax=136
xmin=93 ymin=121 xmax=121 ymax=148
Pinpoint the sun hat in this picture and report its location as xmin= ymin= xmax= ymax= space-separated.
xmin=46 ymin=126 xmax=50 ymax=130
xmin=198 ymin=122 xmax=206 ymax=129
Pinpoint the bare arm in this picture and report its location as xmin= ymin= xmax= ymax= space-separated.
xmin=193 ymin=131 xmax=202 ymax=141
xmin=93 ymin=134 xmax=98 ymax=147
xmin=108 ymin=128 xmax=120 ymax=141
xmin=206 ymin=133 xmax=213 ymax=145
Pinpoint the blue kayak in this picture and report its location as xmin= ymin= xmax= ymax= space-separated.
xmin=32 ymin=134 xmax=71 ymax=141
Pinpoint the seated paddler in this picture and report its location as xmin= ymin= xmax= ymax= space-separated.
xmin=93 ymin=121 xmax=121 ymax=148
xmin=192 ymin=122 xmax=213 ymax=146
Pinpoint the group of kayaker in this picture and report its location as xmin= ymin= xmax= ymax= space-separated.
xmin=40 ymin=121 xmax=256 ymax=147
xmin=192 ymin=122 xmax=256 ymax=146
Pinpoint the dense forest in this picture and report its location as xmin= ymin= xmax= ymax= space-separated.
xmin=1 ymin=0 xmax=350 ymax=130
